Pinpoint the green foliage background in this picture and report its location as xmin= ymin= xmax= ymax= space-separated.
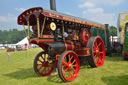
xmin=109 ymin=26 xmax=117 ymax=36
xmin=0 ymin=29 xmax=26 ymax=44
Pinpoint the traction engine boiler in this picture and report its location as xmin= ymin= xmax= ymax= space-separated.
xmin=17 ymin=0 xmax=105 ymax=82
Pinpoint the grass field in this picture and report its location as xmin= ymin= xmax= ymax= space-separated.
xmin=0 ymin=48 xmax=128 ymax=85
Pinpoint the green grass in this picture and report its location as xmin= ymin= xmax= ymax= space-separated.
xmin=0 ymin=48 xmax=128 ymax=85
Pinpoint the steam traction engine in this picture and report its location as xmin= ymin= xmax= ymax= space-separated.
xmin=17 ymin=1 xmax=105 ymax=82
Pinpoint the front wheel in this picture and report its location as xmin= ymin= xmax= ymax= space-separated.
xmin=34 ymin=52 xmax=54 ymax=76
xmin=57 ymin=51 xmax=80 ymax=82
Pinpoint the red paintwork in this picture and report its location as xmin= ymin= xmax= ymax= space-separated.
xmin=40 ymin=35 xmax=54 ymax=38
xmin=124 ymin=52 xmax=128 ymax=55
xmin=18 ymin=7 xmax=43 ymax=25
xmin=65 ymin=41 xmax=75 ymax=51
xmin=43 ymin=11 xmax=105 ymax=29
xmin=56 ymin=54 xmax=60 ymax=60
xmin=80 ymin=29 xmax=91 ymax=46
xmin=75 ymin=48 xmax=91 ymax=56
xmin=17 ymin=7 xmax=105 ymax=29
xmin=7 ymin=48 xmax=15 ymax=52
xmin=60 ymin=51 xmax=80 ymax=81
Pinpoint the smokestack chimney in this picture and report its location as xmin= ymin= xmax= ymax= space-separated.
xmin=50 ymin=0 xmax=56 ymax=11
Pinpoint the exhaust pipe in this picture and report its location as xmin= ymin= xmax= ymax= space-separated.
xmin=50 ymin=0 xmax=56 ymax=11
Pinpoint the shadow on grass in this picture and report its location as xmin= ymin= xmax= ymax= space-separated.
xmin=102 ymin=75 xmax=128 ymax=85
xmin=110 ymin=53 xmax=122 ymax=57
xmin=4 ymin=68 xmax=64 ymax=83
xmin=105 ymin=55 xmax=123 ymax=62
xmin=3 ymin=68 xmax=39 ymax=79
xmin=47 ymin=73 xmax=63 ymax=83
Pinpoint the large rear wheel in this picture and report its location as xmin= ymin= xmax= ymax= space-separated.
xmin=87 ymin=36 xmax=105 ymax=67
xmin=34 ymin=52 xmax=54 ymax=76
xmin=57 ymin=51 xmax=80 ymax=82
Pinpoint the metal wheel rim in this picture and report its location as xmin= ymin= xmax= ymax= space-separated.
xmin=35 ymin=52 xmax=54 ymax=76
xmin=60 ymin=52 xmax=80 ymax=81
xmin=93 ymin=37 xmax=105 ymax=67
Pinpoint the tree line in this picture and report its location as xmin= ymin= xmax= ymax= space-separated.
xmin=0 ymin=29 xmax=26 ymax=44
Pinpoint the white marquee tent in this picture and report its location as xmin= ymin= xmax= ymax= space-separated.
xmin=16 ymin=37 xmax=29 ymax=45
xmin=16 ymin=37 xmax=38 ymax=48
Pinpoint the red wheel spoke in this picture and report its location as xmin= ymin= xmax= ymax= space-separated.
xmin=68 ymin=55 xmax=74 ymax=63
xmin=93 ymin=43 xmax=96 ymax=48
xmin=37 ymin=64 xmax=42 ymax=66
xmin=62 ymin=65 xmax=65 ymax=68
xmin=63 ymin=68 xmax=68 ymax=73
xmin=41 ymin=55 xmax=44 ymax=59
xmin=70 ymin=71 xmax=73 ymax=76
xmin=94 ymin=42 xmax=98 ymax=48
xmin=98 ymin=58 xmax=101 ymax=64
xmin=63 ymin=61 xmax=68 ymax=65
xmin=38 ymin=65 xmax=43 ymax=70
xmin=99 ymin=52 xmax=103 ymax=54
xmin=71 ymin=67 xmax=76 ymax=72
xmin=93 ymin=50 xmax=96 ymax=53
xmin=47 ymin=67 xmax=50 ymax=71
xmin=96 ymin=57 xmax=100 ymax=63
xmin=70 ymin=56 xmax=73 ymax=61
xmin=97 ymin=42 xmax=102 ymax=47
xmin=68 ymin=71 xmax=72 ymax=78
xmin=94 ymin=55 xmax=98 ymax=63
xmin=94 ymin=54 xmax=97 ymax=58
xmin=64 ymin=56 xmax=67 ymax=62
xmin=68 ymin=71 xmax=70 ymax=78
xmin=71 ymin=60 xmax=76 ymax=64
xmin=68 ymin=55 xmax=71 ymax=63
xmin=63 ymin=71 xmax=67 ymax=77
xmin=48 ymin=63 xmax=53 ymax=67
xmin=41 ymin=67 xmax=46 ymax=73
xmin=38 ymin=59 xmax=43 ymax=63
xmin=73 ymin=64 xmax=76 ymax=67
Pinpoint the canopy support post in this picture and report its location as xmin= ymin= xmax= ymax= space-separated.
xmin=41 ymin=16 xmax=46 ymax=36
xmin=37 ymin=18 xmax=40 ymax=38
xmin=27 ymin=21 xmax=30 ymax=39
xmin=62 ymin=23 xmax=65 ymax=42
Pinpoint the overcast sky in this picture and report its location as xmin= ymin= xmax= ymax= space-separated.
xmin=0 ymin=0 xmax=128 ymax=30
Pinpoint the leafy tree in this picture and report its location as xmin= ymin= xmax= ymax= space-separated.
xmin=0 ymin=29 xmax=26 ymax=44
xmin=109 ymin=26 xmax=117 ymax=36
